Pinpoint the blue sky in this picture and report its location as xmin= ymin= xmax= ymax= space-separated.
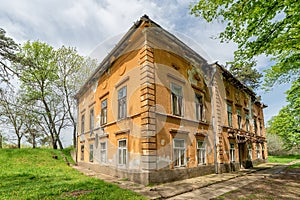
xmin=0 ymin=0 xmax=288 ymax=144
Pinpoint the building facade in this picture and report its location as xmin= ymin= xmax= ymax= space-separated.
xmin=76 ymin=15 xmax=267 ymax=185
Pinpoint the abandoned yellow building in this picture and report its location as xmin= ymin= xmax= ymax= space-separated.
xmin=76 ymin=15 xmax=268 ymax=185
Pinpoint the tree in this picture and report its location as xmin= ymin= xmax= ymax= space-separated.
xmin=17 ymin=41 xmax=64 ymax=149
xmin=267 ymin=79 xmax=300 ymax=150
xmin=54 ymin=46 xmax=97 ymax=148
xmin=190 ymin=0 xmax=300 ymax=90
xmin=16 ymin=41 xmax=97 ymax=149
xmin=0 ymin=28 xmax=19 ymax=82
xmin=0 ymin=90 xmax=25 ymax=148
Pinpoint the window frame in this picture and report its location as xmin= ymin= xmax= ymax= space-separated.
xmin=80 ymin=144 xmax=84 ymax=161
xmin=89 ymin=144 xmax=94 ymax=162
xmin=256 ymin=143 xmax=261 ymax=159
xmin=118 ymin=86 xmax=127 ymax=120
xmin=171 ymin=83 xmax=183 ymax=117
xmin=230 ymin=143 xmax=235 ymax=162
xmin=197 ymin=140 xmax=206 ymax=165
xmin=80 ymin=114 xmax=85 ymax=141
xmin=195 ymin=93 xmax=204 ymax=121
xmin=100 ymin=141 xmax=107 ymax=163
xmin=253 ymin=117 xmax=258 ymax=134
xmin=248 ymin=143 xmax=252 ymax=160
xmin=173 ymin=139 xmax=186 ymax=167
xmin=237 ymin=108 xmax=242 ymax=129
xmin=245 ymin=113 xmax=250 ymax=132
xmin=89 ymin=108 xmax=94 ymax=135
xmin=227 ymin=103 xmax=233 ymax=127
xmin=101 ymin=99 xmax=108 ymax=125
xmin=118 ymin=139 xmax=127 ymax=166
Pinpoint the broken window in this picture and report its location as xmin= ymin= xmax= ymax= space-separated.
xmin=173 ymin=139 xmax=185 ymax=167
xmin=118 ymin=139 xmax=127 ymax=165
xmin=118 ymin=86 xmax=127 ymax=120
xmin=195 ymin=93 xmax=204 ymax=121
xmin=171 ymin=83 xmax=183 ymax=116
xmin=101 ymin=99 xmax=107 ymax=125
xmin=197 ymin=140 xmax=206 ymax=164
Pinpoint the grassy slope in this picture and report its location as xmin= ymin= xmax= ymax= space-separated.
xmin=0 ymin=148 xmax=146 ymax=200
xmin=268 ymin=154 xmax=300 ymax=164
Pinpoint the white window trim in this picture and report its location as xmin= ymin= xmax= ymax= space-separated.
xmin=230 ymin=143 xmax=235 ymax=162
xmin=118 ymin=139 xmax=128 ymax=166
xmin=100 ymin=141 xmax=107 ymax=164
xmin=118 ymin=86 xmax=127 ymax=120
xmin=170 ymin=83 xmax=184 ymax=117
xmin=89 ymin=144 xmax=94 ymax=162
xmin=173 ymin=139 xmax=186 ymax=167
xmin=197 ymin=140 xmax=206 ymax=165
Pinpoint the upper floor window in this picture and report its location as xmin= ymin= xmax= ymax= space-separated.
xmin=195 ymin=93 xmax=204 ymax=121
xmin=259 ymin=120 xmax=263 ymax=136
xmin=253 ymin=117 xmax=258 ymax=134
xmin=173 ymin=139 xmax=186 ymax=167
xmin=230 ymin=143 xmax=235 ymax=162
xmin=89 ymin=108 xmax=94 ymax=134
xmin=101 ymin=99 xmax=107 ymax=125
xmin=245 ymin=113 xmax=250 ymax=131
xmin=118 ymin=86 xmax=127 ymax=120
xmin=118 ymin=139 xmax=127 ymax=165
xmin=81 ymin=114 xmax=85 ymax=134
xmin=197 ymin=140 xmax=206 ymax=164
xmin=227 ymin=104 xmax=232 ymax=127
xmin=171 ymin=83 xmax=183 ymax=116
xmin=237 ymin=108 xmax=242 ymax=129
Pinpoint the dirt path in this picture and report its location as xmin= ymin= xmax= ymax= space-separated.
xmin=168 ymin=161 xmax=300 ymax=200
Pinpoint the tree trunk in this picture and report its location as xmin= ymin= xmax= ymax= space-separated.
xmin=73 ymin=128 xmax=76 ymax=148
xmin=57 ymin=137 xmax=64 ymax=149
xmin=32 ymin=133 xmax=36 ymax=148
xmin=0 ymin=134 xmax=2 ymax=148
xmin=17 ymin=137 xmax=21 ymax=148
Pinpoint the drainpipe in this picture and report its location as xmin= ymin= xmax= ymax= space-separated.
xmin=210 ymin=64 xmax=218 ymax=174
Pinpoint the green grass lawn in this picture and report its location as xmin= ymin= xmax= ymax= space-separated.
xmin=268 ymin=154 xmax=300 ymax=164
xmin=0 ymin=148 xmax=146 ymax=200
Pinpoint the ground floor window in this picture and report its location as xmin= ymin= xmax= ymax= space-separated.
xmin=89 ymin=144 xmax=93 ymax=162
xmin=80 ymin=145 xmax=84 ymax=161
xmin=248 ymin=143 xmax=252 ymax=160
xmin=256 ymin=143 xmax=261 ymax=159
xmin=230 ymin=143 xmax=235 ymax=162
xmin=118 ymin=139 xmax=127 ymax=165
xmin=197 ymin=140 xmax=206 ymax=164
xmin=262 ymin=144 xmax=265 ymax=159
xmin=173 ymin=139 xmax=186 ymax=167
xmin=100 ymin=142 xmax=107 ymax=163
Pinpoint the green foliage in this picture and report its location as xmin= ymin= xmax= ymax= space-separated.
xmin=267 ymin=79 xmax=300 ymax=150
xmin=190 ymin=0 xmax=300 ymax=90
xmin=0 ymin=148 xmax=145 ymax=199
xmin=268 ymin=155 xmax=300 ymax=164
xmin=0 ymin=28 xmax=19 ymax=82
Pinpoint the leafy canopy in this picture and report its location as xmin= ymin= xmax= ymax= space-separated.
xmin=190 ymin=0 xmax=300 ymax=89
